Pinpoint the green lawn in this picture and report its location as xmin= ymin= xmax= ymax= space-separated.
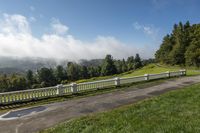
xmin=41 ymin=83 xmax=200 ymax=133
xmin=76 ymin=64 xmax=200 ymax=83
xmin=122 ymin=64 xmax=200 ymax=77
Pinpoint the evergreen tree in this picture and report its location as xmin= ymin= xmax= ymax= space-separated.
xmin=26 ymin=70 xmax=34 ymax=86
xmin=37 ymin=67 xmax=57 ymax=87
xmin=67 ymin=62 xmax=80 ymax=81
xmin=127 ymin=56 xmax=135 ymax=70
xmin=101 ymin=54 xmax=117 ymax=76
xmin=155 ymin=21 xmax=200 ymax=67
xmin=80 ymin=66 xmax=89 ymax=79
xmin=55 ymin=65 xmax=67 ymax=83
xmin=134 ymin=53 xmax=142 ymax=69
xmin=121 ymin=59 xmax=128 ymax=72
xmin=114 ymin=60 xmax=123 ymax=74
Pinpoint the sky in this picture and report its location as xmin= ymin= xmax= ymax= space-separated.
xmin=0 ymin=0 xmax=199 ymax=61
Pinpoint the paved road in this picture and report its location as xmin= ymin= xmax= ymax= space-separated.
xmin=0 ymin=76 xmax=200 ymax=133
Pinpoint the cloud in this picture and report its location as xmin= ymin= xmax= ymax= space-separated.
xmin=30 ymin=6 xmax=35 ymax=11
xmin=0 ymin=13 xmax=155 ymax=61
xmin=50 ymin=18 xmax=69 ymax=35
xmin=133 ymin=22 xmax=159 ymax=38
xmin=0 ymin=13 xmax=31 ymax=35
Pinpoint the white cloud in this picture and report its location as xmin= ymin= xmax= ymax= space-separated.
xmin=133 ymin=22 xmax=159 ymax=38
xmin=0 ymin=13 xmax=155 ymax=60
xmin=30 ymin=6 xmax=35 ymax=11
xmin=0 ymin=13 xmax=31 ymax=35
xmin=50 ymin=18 xmax=69 ymax=35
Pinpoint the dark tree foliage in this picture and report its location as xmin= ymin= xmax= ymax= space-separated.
xmin=127 ymin=56 xmax=135 ymax=71
xmin=155 ymin=21 xmax=200 ymax=67
xmin=55 ymin=65 xmax=67 ymax=83
xmin=80 ymin=66 xmax=89 ymax=79
xmin=0 ymin=54 xmax=151 ymax=92
xmin=134 ymin=53 xmax=142 ymax=69
xmin=37 ymin=68 xmax=57 ymax=87
xmin=0 ymin=74 xmax=27 ymax=92
xmin=26 ymin=70 xmax=34 ymax=87
xmin=101 ymin=55 xmax=117 ymax=76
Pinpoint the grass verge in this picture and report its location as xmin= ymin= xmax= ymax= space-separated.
xmin=40 ymin=83 xmax=200 ymax=133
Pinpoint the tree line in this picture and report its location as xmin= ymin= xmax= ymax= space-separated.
xmin=155 ymin=21 xmax=200 ymax=67
xmin=0 ymin=54 xmax=152 ymax=93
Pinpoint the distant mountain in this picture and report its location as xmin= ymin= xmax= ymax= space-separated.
xmin=0 ymin=57 xmax=68 ymax=74
xmin=79 ymin=59 xmax=103 ymax=67
xmin=0 ymin=57 xmax=104 ymax=74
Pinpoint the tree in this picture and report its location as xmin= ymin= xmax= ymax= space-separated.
xmin=155 ymin=34 xmax=173 ymax=64
xmin=185 ymin=43 xmax=200 ymax=67
xmin=26 ymin=70 xmax=34 ymax=87
xmin=9 ymin=74 xmax=27 ymax=91
xmin=127 ymin=56 xmax=135 ymax=70
xmin=67 ymin=62 xmax=80 ymax=81
xmin=80 ymin=66 xmax=89 ymax=79
xmin=101 ymin=55 xmax=117 ymax=76
xmin=155 ymin=21 xmax=200 ymax=67
xmin=0 ymin=74 xmax=9 ymax=92
xmin=121 ymin=59 xmax=128 ymax=72
xmin=37 ymin=67 xmax=57 ymax=87
xmin=114 ymin=60 xmax=123 ymax=74
xmin=55 ymin=65 xmax=67 ymax=83
xmin=134 ymin=53 xmax=142 ymax=69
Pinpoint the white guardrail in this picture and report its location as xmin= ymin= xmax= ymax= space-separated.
xmin=0 ymin=70 xmax=186 ymax=105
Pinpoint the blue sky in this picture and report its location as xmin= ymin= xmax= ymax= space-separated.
xmin=0 ymin=0 xmax=199 ymax=60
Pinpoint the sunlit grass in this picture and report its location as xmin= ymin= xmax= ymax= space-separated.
xmin=76 ymin=64 xmax=200 ymax=82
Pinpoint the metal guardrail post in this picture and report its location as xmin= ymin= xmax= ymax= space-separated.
xmin=71 ymin=83 xmax=77 ymax=94
xmin=183 ymin=69 xmax=186 ymax=76
xmin=180 ymin=69 xmax=186 ymax=76
xmin=115 ymin=77 xmax=120 ymax=86
xmin=166 ymin=71 xmax=170 ymax=78
xmin=144 ymin=74 xmax=149 ymax=80
xmin=57 ymin=84 xmax=64 ymax=96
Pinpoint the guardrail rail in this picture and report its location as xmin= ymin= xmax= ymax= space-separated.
xmin=0 ymin=70 xmax=186 ymax=105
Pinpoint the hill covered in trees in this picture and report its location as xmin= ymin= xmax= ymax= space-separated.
xmin=155 ymin=21 xmax=200 ymax=67
xmin=0 ymin=54 xmax=154 ymax=93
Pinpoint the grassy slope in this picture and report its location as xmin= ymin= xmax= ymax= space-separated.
xmin=41 ymin=83 xmax=200 ymax=133
xmin=76 ymin=64 xmax=200 ymax=83
xmin=122 ymin=64 xmax=200 ymax=77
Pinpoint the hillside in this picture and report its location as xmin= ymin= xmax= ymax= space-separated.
xmin=76 ymin=64 xmax=200 ymax=83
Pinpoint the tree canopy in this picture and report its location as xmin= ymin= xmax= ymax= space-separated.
xmin=0 ymin=53 xmax=149 ymax=93
xmin=155 ymin=21 xmax=200 ymax=67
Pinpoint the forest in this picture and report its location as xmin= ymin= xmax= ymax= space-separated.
xmin=0 ymin=54 xmax=153 ymax=92
xmin=155 ymin=21 xmax=200 ymax=67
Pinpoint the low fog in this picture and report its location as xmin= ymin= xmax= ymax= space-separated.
xmin=0 ymin=13 xmax=155 ymax=61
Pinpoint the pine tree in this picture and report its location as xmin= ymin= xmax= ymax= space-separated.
xmin=101 ymin=54 xmax=117 ymax=76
